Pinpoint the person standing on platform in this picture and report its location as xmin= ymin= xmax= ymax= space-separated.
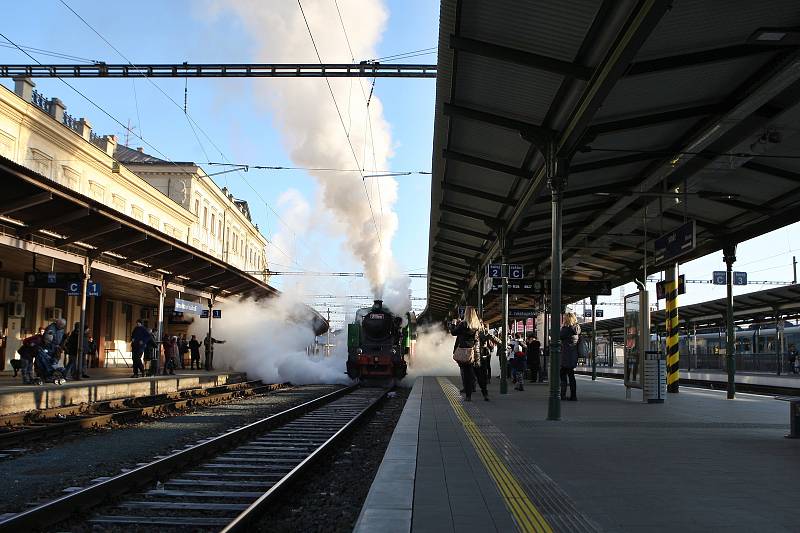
xmin=44 ymin=318 xmax=68 ymax=361
xmin=204 ymin=333 xmax=226 ymax=371
xmin=480 ymin=327 xmax=501 ymax=385
xmin=788 ymin=344 xmax=799 ymax=375
xmin=146 ymin=328 xmax=159 ymax=376
xmin=449 ymin=307 xmax=488 ymax=402
xmin=179 ymin=335 xmax=189 ymax=369
xmin=527 ymin=333 xmax=541 ymax=383
xmin=130 ymin=320 xmax=149 ymax=378
xmin=189 ymin=335 xmax=201 ymax=370
xmin=17 ymin=333 xmax=44 ymax=384
xmin=560 ymin=312 xmax=581 ymax=401
xmin=511 ymin=333 xmax=527 ymax=391
xmin=84 ymin=332 xmax=97 ymax=377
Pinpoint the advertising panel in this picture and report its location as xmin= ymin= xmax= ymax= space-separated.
xmin=624 ymin=292 xmax=644 ymax=389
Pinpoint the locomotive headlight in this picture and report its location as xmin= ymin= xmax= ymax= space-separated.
xmin=357 ymin=349 xmax=363 ymax=355
xmin=392 ymin=348 xmax=397 ymax=355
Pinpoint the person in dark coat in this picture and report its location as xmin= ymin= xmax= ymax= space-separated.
xmin=560 ymin=312 xmax=581 ymax=401
xmin=188 ymin=335 xmax=201 ymax=369
xmin=130 ymin=320 xmax=150 ymax=378
xmin=526 ymin=334 xmax=541 ymax=383
xmin=449 ymin=307 xmax=488 ymax=402
xmin=204 ymin=334 xmax=226 ymax=371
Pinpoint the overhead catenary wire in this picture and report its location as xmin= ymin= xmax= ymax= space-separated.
xmin=206 ymin=162 xmax=430 ymax=175
xmin=297 ymin=0 xmax=383 ymax=248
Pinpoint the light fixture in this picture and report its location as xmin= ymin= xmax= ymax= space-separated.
xmin=747 ymin=27 xmax=800 ymax=45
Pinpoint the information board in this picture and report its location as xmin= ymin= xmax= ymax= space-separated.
xmin=623 ymin=291 xmax=649 ymax=390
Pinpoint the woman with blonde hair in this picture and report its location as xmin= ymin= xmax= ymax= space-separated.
xmin=560 ymin=311 xmax=581 ymax=401
xmin=449 ymin=306 xmax=489 ymax=401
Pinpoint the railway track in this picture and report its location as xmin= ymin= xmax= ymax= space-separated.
xmin=0 ymin=384 xmax=386 ymax=532
xmin=0 ymin=380 xmax=288 ymax=450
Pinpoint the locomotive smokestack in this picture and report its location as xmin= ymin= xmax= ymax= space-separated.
xmin=373 ymin=299 xmax=383 ymax=310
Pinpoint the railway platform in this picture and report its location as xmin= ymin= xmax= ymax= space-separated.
xmin=358 ymin=375 xmax=798 ymax=533
xmin=0 ymin=368 xmax=246 ymax=415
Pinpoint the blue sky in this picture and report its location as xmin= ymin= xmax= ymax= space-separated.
xmin=0 ymin=0 xmax=437 ymax=322
xmin=1 ymin=0 xmax=796 ymax=323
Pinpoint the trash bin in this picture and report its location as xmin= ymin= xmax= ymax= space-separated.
xmin=644 ymin=350 xmax=666 ymax=403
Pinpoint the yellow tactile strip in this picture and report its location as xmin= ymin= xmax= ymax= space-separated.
xmin=437 ymin=377 xmax=553 ymax=533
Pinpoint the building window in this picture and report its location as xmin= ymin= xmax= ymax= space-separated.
xmin=28 ymin=148 xmax=52 ymax=178
xmin=112 ymin=194 xmax=126 ymax=212
xmin=164 ymin=223 xmax=175 ymax=237
xmin=194 ymin=199 xmax=199 ymax=215
xmin=132 ymin=206 xmax=144 ymax=221
xmin=210 ymin=213 xmax=216 ymax=235
xmin=149 ymin=215 xmax=160 ymax=229
xmin=62 ymin=165 xmax=81 ymax=190
xmin=88 ymin=181 xmax=106 ymax=202
xmin=218 ymin=220 xmax=223 ymax=240
xmin=0 ymin=130 xmax=15 ymax=159
xmin=203 ymin=206 xmax=208 ymax=228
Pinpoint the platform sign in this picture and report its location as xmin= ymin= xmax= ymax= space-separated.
xmin=175 ymin=298 xmax=203 ymax=315
xmin=66 ymin=280 xmax=101 ymax=297
xmin=733 ymin=271 xmax=748 ymax=285
xmin=482 ymin=275 xmax=493 ymax=296
xmin=596 ymin=309 xmax=604 ymax=318
xmin=712 ymin=271 xmax=727 ymax=285
xmin=623 ymin=291 xmax=649 ymax=391
xmin=655 ymin=275 xmax=686 ymax=300
xmin=654 ymin=220 xmax=696 ymax=263
xmin=213 ymin=309 xmax=221 ymax=319
xmin=487 ymin=264 xmax=502 ymax=278
xmin=508 ymin=264 xmax=524 ymax=280
xmin=509 ymin=308 xmax=536 ymax=319
xmin=584 ymin=309 xmax=592 ymax=317
xmin=562 ymin=280 xmax=612 ymax=296
xmin=24 ymin=271 xmax=81 ymax=289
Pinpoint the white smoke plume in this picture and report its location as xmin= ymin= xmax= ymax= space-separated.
xmin=205 ymin=0 xmax=399 ymax=295
xmin=192 ymin=294 xmax=352 ymax=385
xmin=403 ymin=324 xmax=460 ymax=383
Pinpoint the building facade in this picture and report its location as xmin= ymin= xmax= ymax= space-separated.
xmin=0 ymin=78 xmax=270 ymax=368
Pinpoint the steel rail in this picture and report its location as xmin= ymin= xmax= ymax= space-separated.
xmin=0 ymin=63 xmax=437 ymax=78
xmin=0 ymin=384 xmax=356 ymax=532
xmin=221 ymin=388 xmax=388 ymax=532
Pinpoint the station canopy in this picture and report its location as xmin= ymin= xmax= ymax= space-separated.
xmin=0 ymin=155 xmax=328 ymax=335
xmin=427 ymin=0 xmax=800 ymax=321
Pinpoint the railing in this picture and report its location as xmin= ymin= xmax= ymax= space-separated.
xmin=104 ymin=347 xmax=131 ymax=368
xmin=62 ymin=112 xmax=80 ymax=133
xmin=31 ymin=89 xmax=50 ymax=113
xmin=89 ymin=130 xmax=105 ymax=148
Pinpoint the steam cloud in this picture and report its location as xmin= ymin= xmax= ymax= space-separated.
xmin=206 ymin=0 xmax=399 ymax=295
xmin=403 ymin=325 xmax=460 ymax=383
xmin=192 ymin=294 xmax=352 ymax=385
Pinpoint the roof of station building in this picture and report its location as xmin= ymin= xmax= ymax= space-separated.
xmin=426 ymin=0 xmax=800 ymax=321
xmin=0 ymin=155 xmax=329 ymax=335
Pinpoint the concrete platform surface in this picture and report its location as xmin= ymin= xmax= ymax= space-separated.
xmin=363 ymin=374 xmax=798 ymax=533
xmin=0 ymin=368 xmax=246 ymax=414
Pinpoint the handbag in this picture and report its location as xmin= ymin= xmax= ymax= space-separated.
xmin=453 ymin=346 xmax=473 ymax=363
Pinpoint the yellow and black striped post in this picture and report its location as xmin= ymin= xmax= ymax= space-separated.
xmin=665 ymin=275 xmax=680 ymax=393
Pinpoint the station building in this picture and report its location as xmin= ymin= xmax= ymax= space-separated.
xmin=0 ymin=77 xmax=284 ymax=370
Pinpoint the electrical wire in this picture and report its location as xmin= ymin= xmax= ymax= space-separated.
xmin=206 ymin=162 xmax=430 ymax=175
xmin=297 ymin=0 xmax=383 ymax=247
xmin=366 ymin=46 xmax=437 ymax=63
xmin=0 ymin=41 xmax=98 ymax=63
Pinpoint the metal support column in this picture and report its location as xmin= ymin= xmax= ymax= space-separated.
xmin=724 ymin=244 xmax=737 ymax=399
xmin=591 ymin=295 xmax=597 ymax=381
xmin=74 ymin=257 xmax=91 ymax=380
xmin=499 ymin=233 xmax=509 ymax=394
xmin=205 ymin=295 xmax=215 ymax=370
xmin=542 ymin=294 xmax=549 ymax=381
xmin=547 ymin=144 xmax=568 ymax=421
xmin=665 ymin=263 xmax=680 ymax=393
xmin=776 ymin=310 xmax=784 ymax=376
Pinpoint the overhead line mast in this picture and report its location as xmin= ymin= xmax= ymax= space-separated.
xmin=0 ymin=63 xmax=437 ymax=78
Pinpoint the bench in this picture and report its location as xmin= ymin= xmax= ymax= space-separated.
xmin=775 ymin=396 xmax=800 ymax=438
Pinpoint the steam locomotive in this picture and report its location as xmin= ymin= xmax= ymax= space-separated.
xmin=346 ymin=299 xmax=416 ymax=381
